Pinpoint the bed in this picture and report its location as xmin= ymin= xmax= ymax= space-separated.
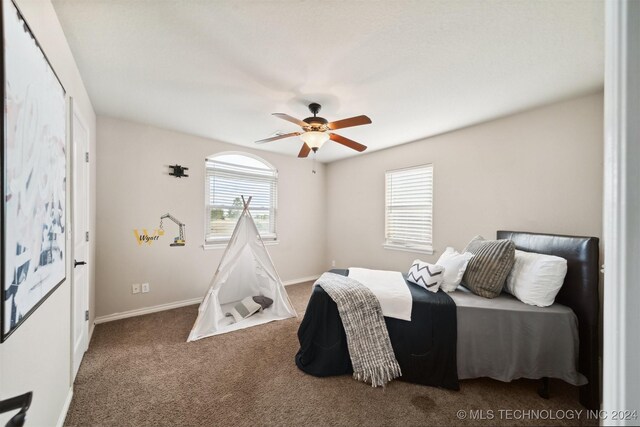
xmin=295 ymin=230 xmax=600 ymax=410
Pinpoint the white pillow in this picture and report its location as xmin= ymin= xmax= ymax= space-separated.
xmin=505 ymin=249 xmax=568 ymax=307
xmin=436 ymin=247 xmax=474 ymax=292
xmin=226 ymin=296 xmax=262 ymax=322
xmin=407 ymin=260 xmax=445 ymax=293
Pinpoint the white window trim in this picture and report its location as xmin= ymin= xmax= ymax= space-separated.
xmin=384 ymin=163 xmax=434 ymax=254
xmin=204 ymin=151 xmax=278 ymax=245
xmin=382 ymin=243 xmax=434 ymax=255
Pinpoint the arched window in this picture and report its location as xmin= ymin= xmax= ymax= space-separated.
xmin=205 ymin=153 xmax=277 ymax=244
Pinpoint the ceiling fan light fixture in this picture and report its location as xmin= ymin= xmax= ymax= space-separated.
xmin=300 ymin=131 xmax=330 ymax=149
xmin=257 ymin=103 xmax=371 ymax=156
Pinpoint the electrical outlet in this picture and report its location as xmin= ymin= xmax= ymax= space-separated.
xmin=132 ymin=283 xmax=140 ymax=294
xmin=142 ymin=283 xmax=150 ymax=293
xmin=331 ymin=260 xmax=336 ymax=267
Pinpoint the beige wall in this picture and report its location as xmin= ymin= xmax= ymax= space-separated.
xmin=95 ymin=117 xmax=326 ymax=318
xmin=0 ymin=0 xmax=97 ymax=425
xmin=326 ymin=92 xmax=603 ymax=271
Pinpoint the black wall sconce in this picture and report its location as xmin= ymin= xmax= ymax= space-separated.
xmin=169 ymin=164 xmax=189 ymax=178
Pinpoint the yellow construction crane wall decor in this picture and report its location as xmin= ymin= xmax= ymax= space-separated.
xmin=159 ymin=213 xmax=186 ymax=247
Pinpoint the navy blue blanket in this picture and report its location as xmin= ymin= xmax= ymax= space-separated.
xmin=295 ymin=269 xmax=459 ymax=390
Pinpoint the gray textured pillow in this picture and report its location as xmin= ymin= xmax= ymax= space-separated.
xmin=461 ymin=235 xmax=515 ymax=298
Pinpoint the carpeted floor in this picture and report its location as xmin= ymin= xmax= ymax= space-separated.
xmin=65 ymin=282 xmax=596 ymax=426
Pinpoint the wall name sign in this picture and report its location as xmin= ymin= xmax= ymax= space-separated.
xmin=133 ymin=229 xmax=165 ymax=246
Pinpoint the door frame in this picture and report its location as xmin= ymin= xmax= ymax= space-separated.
xmin=602 ymin=0 xmax=640 ymax=422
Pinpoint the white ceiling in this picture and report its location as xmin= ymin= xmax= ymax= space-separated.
xmin=52 ymin=0 xmax=604 ymax=163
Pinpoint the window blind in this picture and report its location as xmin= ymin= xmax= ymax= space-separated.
xmin=205 ymin=157 xmax=277 ymax=242
xmin=385 ymin=164 xmax=433 ymax=252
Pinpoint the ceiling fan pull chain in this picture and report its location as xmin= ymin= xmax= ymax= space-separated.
xmin=312 ymin=152 xmax=317 ymax=174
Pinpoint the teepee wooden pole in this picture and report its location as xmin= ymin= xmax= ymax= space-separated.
xmin=241 ymin=195 xmax=252 ymax=212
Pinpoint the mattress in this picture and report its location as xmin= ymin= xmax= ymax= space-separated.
xmin=449 ymin=286 xmax=587 ymax=386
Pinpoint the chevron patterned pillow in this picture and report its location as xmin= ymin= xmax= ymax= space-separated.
xmin=407 ymin=260 xmax=445 ymax=293
xmin=461 ymin=235 xmax=515 ymax=298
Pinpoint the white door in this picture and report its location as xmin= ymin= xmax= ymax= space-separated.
xmin=72 ymin=104 xmax=90 ymax=379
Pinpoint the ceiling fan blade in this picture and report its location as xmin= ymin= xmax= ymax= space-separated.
xmin=272 ymin=113 xmax=308 ymax=128
xmin=298 ymin=143 xmax=311 ymax=158
xmin=329 ymin=133 xmax=367 ymax=152
xmin=327 ymin=115 xmax=372 ymax=130
xmin=255 ymin=132 xmax=301 ymax=144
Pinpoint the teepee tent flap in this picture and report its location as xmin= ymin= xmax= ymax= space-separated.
xmin=188 ymin=196 xmax=296 ymax=341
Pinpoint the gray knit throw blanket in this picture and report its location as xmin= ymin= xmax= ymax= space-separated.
xmin=315 ymin=272 xmax=402 ymax=387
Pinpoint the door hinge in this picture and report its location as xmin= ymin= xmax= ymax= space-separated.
xmin=85 ymin=310 xmax=89 ymax=321
xmin=85 ymin=152 xmax=89 ymax=163
xmin=86 ymin=231 xmax=90 ymax=242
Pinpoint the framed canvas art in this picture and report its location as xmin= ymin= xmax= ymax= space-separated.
xmin=1 ymin=0 xmax=67 ymax=341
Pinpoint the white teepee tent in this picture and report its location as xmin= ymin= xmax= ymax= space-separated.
xmin=188 ymin=196 xmax=297 ymax=341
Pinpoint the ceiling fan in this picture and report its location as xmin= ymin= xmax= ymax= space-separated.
xmin=255 ymin=103 xmax=372 ymax=158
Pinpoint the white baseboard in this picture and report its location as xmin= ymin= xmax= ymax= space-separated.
xmin=93 ymin=275 xmax=319 ymax=325
xmin=94 ymin=297 xmax=202 ymax=324
xmin=56 ymin=387 xmax=73 ymax=427
xmin=88 ymin=322 xmax=95 ymax=342
xmin=283 ymin=275 xmax=319 ymax=286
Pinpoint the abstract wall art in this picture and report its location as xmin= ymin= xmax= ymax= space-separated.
xmin=1 ymin=0 xmax=67 ymax=341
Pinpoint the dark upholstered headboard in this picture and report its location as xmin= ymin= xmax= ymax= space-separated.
xmin=497 ymin=230 xmax=600 ymax=410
